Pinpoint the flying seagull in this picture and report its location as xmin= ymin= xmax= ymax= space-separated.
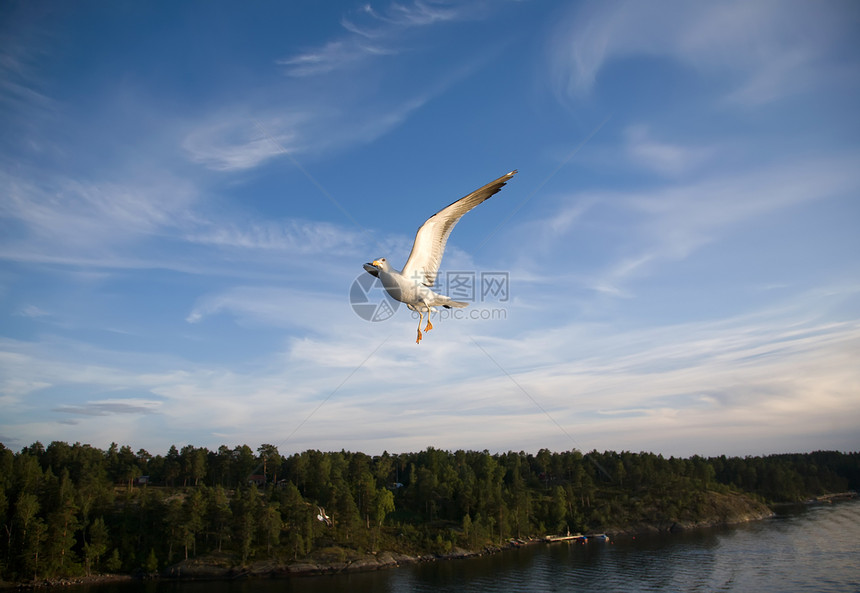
xmin=364 ymin=170 xmax=517 ymax=343
xmin=317 ymin=506 xmax=332 ymax=527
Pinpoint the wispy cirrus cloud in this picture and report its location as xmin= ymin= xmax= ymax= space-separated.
xmin=622 ymin=153 xmax=858 ymax=249
xmin=277 ymin=39 xmax=397 ymax=78
xmin=279 ymin=1 xmax=466 ymax=77
xmin=182 ymin=95 xmax=429 ymax=171
xmin=181 ymin=112 xmax=304 ymax=171
xmin=184 ymin=285 xmax=359 ymax=333
xmin=185 ymin=218 xmax=365 ymax=254
xmin=53 ymin=399 xmax=162 ymax=417
xmin=0 ymin=168 xmax=198 ymax=252
xmin=506 ymin=149 xmax=859 ymax=301
xmin=545 ymin=152 xmax=860 ymax=294
xmin=548 ymin=0 xmax=857 ymax=105
xmin=15 ymin=305 xmax=50 ymax=318
xmin=0 ymin=16 xmax=56 ymax=118
xmin=624 ymin=125 xmax=714 ymax=177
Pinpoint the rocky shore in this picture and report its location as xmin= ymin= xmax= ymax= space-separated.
xmin=163 ymin=491 xmax=777 ymax=581
xmin=164 ymin=545 xmax=505 ymax=580
xmin=0 ymin=574 xmax=134 ymax=589
xmin=601 ymin=491 xmax=776 ymax=536
xmin=5 ymin=491 xmax=787 ymax=588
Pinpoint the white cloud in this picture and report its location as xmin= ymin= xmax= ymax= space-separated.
xmin=548 ymin=0 xmax=856 ymax=105
xmin=624 ymin=125 xmax=714 ymax=177
xmin=629 ymin=153 xmax=856 ymax=240
xmin=185 ymin=285 xmax=356 ymax=333
xmin=53 ymin=399 xmax=162 ymax=417
xmin=15 ymin=305 xmax=49 ymax=318
xmin=463 ymin=290 xmax=860 ymax=452
xmin=279 ymin=1 xmax=466 ymax=77
xmin=372 ymin=1 xmax=462 ymax=27
xmin=185 ymin=218 xmax=365 ymax=254
xmin=1 ymin=281 xmax=857 ymax=456
xmin=0 ymin=168 xmax=198 ymax=253
xmin=182 ymin=96 xmax=430 ymax=171
xmin=0 ymin=18 xmax=57 ymax=117
xmin=278 ymin=40 xmax=397 ymax=77
xmin=575 ymin=153 xmax=859 ymax=292
xmin=182 ymin=117 xmax=298 ymax=171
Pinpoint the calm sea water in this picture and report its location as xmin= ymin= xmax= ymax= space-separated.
xmin=84 ymin=499 xmax=860 ymax=593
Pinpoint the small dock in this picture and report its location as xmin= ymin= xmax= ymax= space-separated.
xmin=543 ymin=532 xmax=611 ymax=543
xmin=544 ymin=533 xmax=585 ymax=543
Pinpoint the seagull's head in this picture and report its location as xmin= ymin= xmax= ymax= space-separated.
xmin=366 ymin=258 xmax=390 ymax=274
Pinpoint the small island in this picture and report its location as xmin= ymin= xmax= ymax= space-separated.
xmin=0 ymin=442 xmax=856 ymax=586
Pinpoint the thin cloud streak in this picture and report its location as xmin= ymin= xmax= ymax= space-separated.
xmin=0 ymin=16 xmax=58 ymax=118
xmin=526 ymin=153 xmax=860 ymax=294
xmin=624 ymin=125 xmax=714 ymax=177
xmin=280 ymin=0 xmax=467 ymax=77
xmin=184 ymin=219 xmax=365 ymax=254
xmin=53 ymin=399 xmax=162 ymax=417
xmin=185 ymin=286 xmax=354 ymax=331
xmin=0 ymin=168 xmax=199 ymax=255
xmin=181 ymin=96 xmax=431 ymax=171
xmin=548 ymin=0 xmax=856 ymax=105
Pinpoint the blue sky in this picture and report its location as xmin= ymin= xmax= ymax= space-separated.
xmin=2 ymin=0 xmax=858 ymax=458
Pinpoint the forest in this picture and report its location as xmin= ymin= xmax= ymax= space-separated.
xmin=1 ymin=441 xmax=857 ymax=584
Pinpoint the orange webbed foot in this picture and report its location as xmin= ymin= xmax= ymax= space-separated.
xmin=416 ymin=328 xmax=423 ymax=344
xmin=425 ymin=319 xmax=433 ymax=333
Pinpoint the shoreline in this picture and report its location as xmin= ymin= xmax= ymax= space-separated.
xmin=11 ymin=493 xmax=855 ymax=588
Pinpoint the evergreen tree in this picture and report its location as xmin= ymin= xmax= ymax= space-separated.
xmin=257 ymin=501 xmax=282 ymax=557
xmin=205 ymin=485 xmax=232 ymax=552
xmin=84 ymin=516 xmax=109 ymax=575
xmin=143 ymin=548 xmax=158 ymax=573
xmin=231 ymin=485 xmax=259 ymax=565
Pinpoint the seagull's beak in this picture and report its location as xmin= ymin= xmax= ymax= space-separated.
xmin=371 ymin=259 xmax=383 ymax=267
xmin=363 ymin=262 xmax=380 ymax=277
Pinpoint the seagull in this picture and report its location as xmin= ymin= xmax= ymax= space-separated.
xmin=317 ymin=506 xmax=332 ymax=527
xmin=364 ymin=170 xmax=516 ymax=343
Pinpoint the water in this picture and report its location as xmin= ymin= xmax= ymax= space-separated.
xmin=83 ymin=499 xmax=860 ymax=593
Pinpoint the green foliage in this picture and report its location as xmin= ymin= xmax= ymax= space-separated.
xmin=83 ymin=516 xmax=108 ymax=575
xmin=0 ymin=440 xmax=857 ymax=584
xmin=104 ymin=548 xmax=121 ymax=572
xmin=231 ymin=484 xmax=259 ymax=565
xmin=143 ymin=548 xmax=158 ymax=573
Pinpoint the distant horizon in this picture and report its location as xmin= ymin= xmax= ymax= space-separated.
xmin=6 ymin=439 xmax=858 ymax=462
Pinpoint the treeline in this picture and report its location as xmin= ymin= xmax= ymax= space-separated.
xmin=0 ymin=441 xmax=857 ymax=583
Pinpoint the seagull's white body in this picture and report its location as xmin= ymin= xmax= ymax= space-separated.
xmin=365 ymin=170 xmax=517 ymax=343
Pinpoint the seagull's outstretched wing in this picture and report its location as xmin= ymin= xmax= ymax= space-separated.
xmin=402 ymin=170 xmax=517 ymax=287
